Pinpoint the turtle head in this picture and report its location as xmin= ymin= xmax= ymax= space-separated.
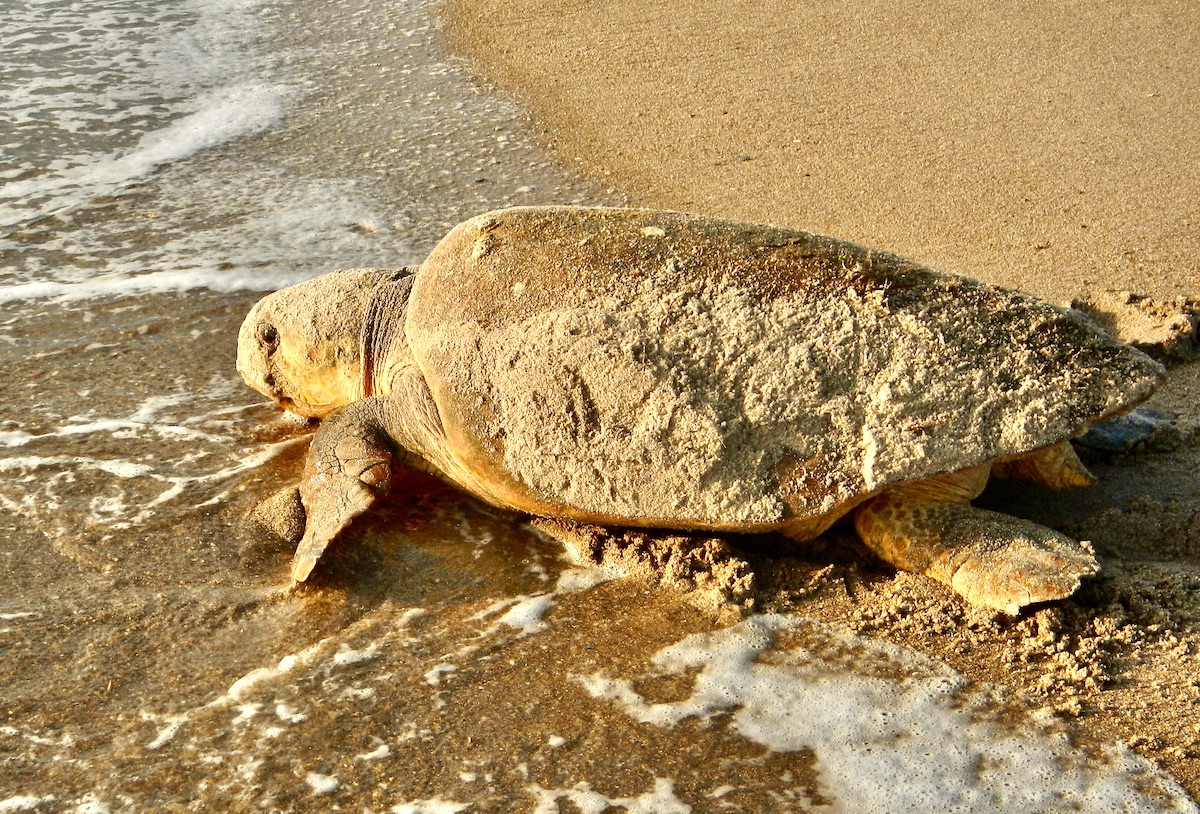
xmin=237 ymin=268 xmax=410 ymax=418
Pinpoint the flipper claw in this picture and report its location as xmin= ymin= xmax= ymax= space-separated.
xmin=291 ymin=553 xmax=319 ymax=584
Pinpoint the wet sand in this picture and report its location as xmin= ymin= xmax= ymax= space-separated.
xmin=3 ymin=0 xmax=1199 ymax=810
xmin=446 ymin=0 xmax=1200 ymax=800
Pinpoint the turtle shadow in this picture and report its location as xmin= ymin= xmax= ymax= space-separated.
xmin=286 ymin=476 xmax=569 ymax=612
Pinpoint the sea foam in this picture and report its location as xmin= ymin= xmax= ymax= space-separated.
xmin=579 ymin=615 xmax=1200 ymax=813
xmin=1 ymin=0 xmax=412 ymax=303
xmin=0 ymin=82 xmax=290 ymax=231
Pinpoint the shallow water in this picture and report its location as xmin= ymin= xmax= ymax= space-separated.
xmin=1 ymin=0 xmax=1197 ymax=811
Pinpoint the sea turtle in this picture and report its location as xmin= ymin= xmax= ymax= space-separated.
xmin=237 ymin=206 xmax=1164 ymax=613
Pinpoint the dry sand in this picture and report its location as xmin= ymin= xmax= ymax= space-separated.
xmin=445 ymin=0 xmax=1200 ymax=798
xmin=445 ymin=0 xmax=1199 ymax=302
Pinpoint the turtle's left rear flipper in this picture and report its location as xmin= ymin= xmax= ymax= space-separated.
xmin=853 ymin=488 xmax=1099 ymax=615
xmin=293 ymin=398 xmax=395 ymax=582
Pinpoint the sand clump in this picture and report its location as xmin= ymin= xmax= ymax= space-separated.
xmin=250 ymin=484 xmax=306 ymax=545
xmin=529 ymin=517 xmax=755 ymax=620
xmin=1073 ymin=291 xmax=1200 ymax=364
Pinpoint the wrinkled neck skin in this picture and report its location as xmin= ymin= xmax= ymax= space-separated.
xmin=360 ymin=272 xmax=418 ymax=400
xmin=357 ymin=278 xmax=506 ymax=505
xmin=308 ymin=268 xmax=519 ymax=510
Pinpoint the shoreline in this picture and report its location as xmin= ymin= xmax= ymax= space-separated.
xmin=2 ymin=0 xmax=1198 ymax=808
xmin=445 ymin=0 xmax=1200 ymax=799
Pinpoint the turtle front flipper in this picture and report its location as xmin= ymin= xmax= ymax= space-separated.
xmin=852 ymin=468 xmax=1099 ymax=614
xmin=293 ymin=398 xmax=395 ymax=583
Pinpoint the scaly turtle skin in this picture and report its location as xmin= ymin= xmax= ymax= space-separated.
xmin=237 ymin=206 xmax=1164 ymax=613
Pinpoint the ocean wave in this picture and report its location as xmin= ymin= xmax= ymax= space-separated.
xmin=0 ymin=82 xmax=292 ymax=232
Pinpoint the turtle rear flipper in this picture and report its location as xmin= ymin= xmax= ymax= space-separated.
xmin=853 ymin=469 xmax=1099 ymax=614
xmin=294 ymin=399 xmax=395 ymax=582
xmin=991 ymin=440 xmax=1096 ymax=489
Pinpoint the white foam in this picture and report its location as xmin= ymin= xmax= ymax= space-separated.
xmin=0 ymin=267 xmax=317 ymax=305
xmin=126 ymin=393 xmax=194 ymax=424
xmin=463 ymin=592 xmax=558 ymax=640
xmin=0 ymin=726 xmax=68 ymax=748
xmin=527 ymin=779 xmax=690 ymax=814
xmin=87 ymin=495 xmax=133 ymax=529
xmin=1 ymin=0 xmax=286 ymax=221
xmin=0 ymin=0 xmax=414 ymax=304
xmin=391 ymin=799 xmax=471 ymax=814
xmin=92 ymin=460 xmax=156 ymax=479
xmin=0 ymin=83 xmax=290 ymax=231
xmin=423 ymin=663 xmax=456 ymax=686
xmin=0 ymin=388 xmax=258 ymax=456
xmin=397 ymin=608 xmax=428 ymax=628
xmin=304 ymin=773 xmax=338 ymax=794
xmin=463 ymin=563 xmax=624 ymax=643
xmin=275 ymin=703 xmax=306 ymax=724
xmin=227 ymin=667 xmax=279 ymax=704
xmin=232 ymin=703 xmax=261 ymax=724
xmin=237 ymin=758 xmax=263 ymax=782
xmin=554 ymin=564 xmax=618 ymax=594
xmin=332 ymin=643 xmax=379 ymax=666
xmin=0 ymin=456 xmax=150 ymax=478
xmin=0 ymin=431 xmax=305 ymax=530
xmin=468 ymin=598 xmax=522 ymax=622
xmin=72 ymin=795 xmax=111 ymax=814
xmin=0 ymin=432 xmax=33 ymax=448
xmin=145 ymin=714 xmax=188 ymax=751
xmin=140 ymin=636 xmax=329 ymax=749
xmin=356 ymin=743 xmax=391 ymax=761
xmin=0 ymin=798 xmax=54 ymax=813
xmin=496 ymin=594 xmax=555 ymax=634
xmin=579 ymin=615 xmax=1199 ymax=813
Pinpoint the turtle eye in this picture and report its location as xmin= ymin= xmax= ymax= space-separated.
xmin=257 ymin=323 xmax=279 ymax=350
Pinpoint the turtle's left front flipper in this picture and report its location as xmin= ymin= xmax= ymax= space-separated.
xmin=292 ymin=397 xmax=395 ymax=582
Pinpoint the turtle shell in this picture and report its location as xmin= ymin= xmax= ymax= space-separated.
xmin=402 ymin=207 xmax=1162 ymax=531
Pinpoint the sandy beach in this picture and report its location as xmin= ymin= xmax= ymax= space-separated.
xmin=446 ymin=0 xmax=1200 ymax=799
xmin=446 ymin=0 xmax=1199 ymax=302
xmin=2 ymin=0 xmax=1198 ymax=810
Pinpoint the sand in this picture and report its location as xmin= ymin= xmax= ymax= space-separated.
xmin=445 ymin=0 xmax=1199 ymax=302
xmin=4 ymin=0 xmax=1196 ymax=807
xmin=444 ymin=0 xmax=1200 ymax=799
